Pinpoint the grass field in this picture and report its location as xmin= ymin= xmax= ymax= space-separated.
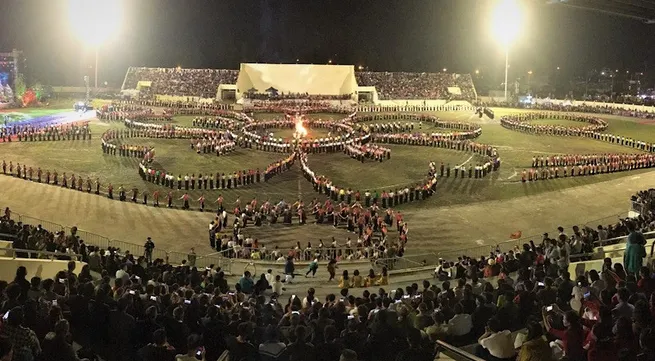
xmin=2 ymin=106 xmax=655 ymax=258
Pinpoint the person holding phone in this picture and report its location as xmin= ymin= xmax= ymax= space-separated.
xmin=175 ymin=335 xmax=205 ymax=361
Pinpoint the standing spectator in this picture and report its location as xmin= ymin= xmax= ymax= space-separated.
xmin=624 ymin=222 xmax=647 ymax=275
xmin=144 ymin=237 xmax=155 ymax=264
xmin=11 ymin=267 xmax=30 ymax=303
xmin=543 ymin=309 xmax=586 ymax=360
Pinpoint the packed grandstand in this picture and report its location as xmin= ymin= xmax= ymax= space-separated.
xmin=120 ymin=65 xmax=478 ymax=102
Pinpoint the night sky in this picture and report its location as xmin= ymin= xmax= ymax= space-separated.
xmin=1 ymin=0 xmax=654 ymax=86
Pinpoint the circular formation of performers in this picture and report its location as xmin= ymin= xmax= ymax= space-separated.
xmin=500 ymin=112 xmax=608 ymax=134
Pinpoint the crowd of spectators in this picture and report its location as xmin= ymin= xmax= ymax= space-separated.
xmin=122 ymin=67 xmax=238 ymax=99
xmin=0 ymin=188 xmax=654 ymax=361
xmin=121 ymin=66 xmax=480 ymax=102
xmin=243 ymin=93 xmax=352 ymax=101
xmin=1 ymin=205 xmax=654 ymax=361
xmin=355 ymin=71 xmax=476 ymax=101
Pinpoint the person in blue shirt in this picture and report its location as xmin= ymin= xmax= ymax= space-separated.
xmin=238 ymin=271 xmax=254 ymax=294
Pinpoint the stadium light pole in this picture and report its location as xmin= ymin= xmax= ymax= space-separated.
xmin=491 ymin=0 xmax=523 ymax=101
xmin=69 ymin=0 xmax=121 ymax=89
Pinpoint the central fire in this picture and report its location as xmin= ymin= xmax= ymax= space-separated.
xmin=294 ymin=117 xmax=308 ymax=138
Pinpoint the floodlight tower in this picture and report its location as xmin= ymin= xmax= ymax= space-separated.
xmin=491 ymin=0 xmax=522 ymax=101
xmin=69 ymin=0 xmax=121 ymax=89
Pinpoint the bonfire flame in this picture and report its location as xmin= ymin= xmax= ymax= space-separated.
xmin=294 ymin=117 xmax=308 ymax=138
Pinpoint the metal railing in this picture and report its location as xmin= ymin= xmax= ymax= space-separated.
xmin=436 ymin=340 xmax=485 ymax=361
xmin=7 ymin=211 xmax=232 ymax=273
xmin=4 ymin=247 xmax=82 ymax=261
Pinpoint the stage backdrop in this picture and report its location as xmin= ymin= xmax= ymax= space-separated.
xmin=236 ymin=63 xmax=357 ymax=99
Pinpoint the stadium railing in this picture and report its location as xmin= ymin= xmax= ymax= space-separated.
xmin=10 ymin=211 xmax=231 ymax=273
xmin=436 ymin=340 xmax=485 ymax=361
xmin=374 ymin=212 xmax=630 ymax=271
xmin=6 ymin=248 xmax=82 ymax=261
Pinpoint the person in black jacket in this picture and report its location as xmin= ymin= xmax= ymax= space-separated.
xmin=138 ymin=329 xmax=176 ymax=361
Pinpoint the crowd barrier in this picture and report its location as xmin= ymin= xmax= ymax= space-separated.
xmin=10 ymin=211 xmax=232 ymax=273
xmin=374 ymin=211 xmax=630 ymax=270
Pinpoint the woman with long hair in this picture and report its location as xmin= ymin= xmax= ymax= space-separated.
xmin=543 ymin=308 xmax=586 ymax=360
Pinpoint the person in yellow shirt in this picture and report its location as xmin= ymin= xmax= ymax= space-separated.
xmin=375 ymin=267 xmax=389 ymax=286
xmin=351 ymin=270 xmax=363 ymax=288
xmin=363 ymin=269 xmax=377 ymax=288
xmin=338 ymin=270 xmax=350 ymax=289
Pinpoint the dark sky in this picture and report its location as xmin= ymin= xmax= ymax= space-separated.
xmin=1 ymin=0 xmax=654 ymax=86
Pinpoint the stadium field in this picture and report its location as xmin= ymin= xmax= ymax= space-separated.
xmin=1 ymin=107 xmax=654 ymax=258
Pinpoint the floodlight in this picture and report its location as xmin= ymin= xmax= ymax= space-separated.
xmin=69 ymin=0 xmax=121 ymax=46
xmin=491 ymin=0 xmax=522 ymax=46
xmin=69 ymin=0 xmax=122 ymax=89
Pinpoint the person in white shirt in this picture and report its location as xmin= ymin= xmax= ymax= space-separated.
xmin=264 ymin=269 xmax=274 ymax=284
xmin=271 ymin=275 xmax=283 ymax=295
xmin=476 ymin=317 xmax=516 ymax=360
xmin=115 ymin=264 xmax=129 ymax=282
xmin=447 ymin=303 xmax=472 ymax=337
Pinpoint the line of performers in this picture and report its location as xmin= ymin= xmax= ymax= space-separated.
xmin=530 ymin=153 xmax=655 ymax=168
xmin=344 ymin=143 xmax=391 ymax=162
xmin=97 ymin=108 xmax=172 ymax=122
xmin=355 ymin=122 xmax=416 ymax=134
xmin=352 ymin=113 xmax=482 ymax=137
xmin=521 ymin=153 xmax=655 ymax=181
xmin=191 ymin=116 xmax=239 ymax=130
xmin=299 ymin=151 xmax=438 ymax=206
xmin=431 ymin=160 xmax=499 ymax=179
xmin=0 ymin=123 xmax=91 ymax=142
xmin=1 ymin=161 xmax=102 ymax=193
xmin=190 ymin=135 xmax=236 ymax=156
xmin=124 ymin=119 xmax=237 ymax=140
xmin=162 ymin=107 xmax=249 ymax=120
xmin=136 ymin=152 xmax=295 ymax=191
xmin=500 ymin=112 xmax=608 ymax=134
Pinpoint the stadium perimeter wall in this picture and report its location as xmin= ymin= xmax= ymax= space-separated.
xmin=533 ymin=98 xmax=655 ymax=112
xmin=236 ymin=63 xmax=358 ymax=100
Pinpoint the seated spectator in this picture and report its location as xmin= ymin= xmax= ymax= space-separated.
xmin=41 ymin=320 xmax=78 ymax=361
xmin=259 ymin=325 xmax=286 ymax=361
xmin=517 ymin=322 xmax=553 ymax=361
xmin=226 ymin=322 xmax=258 ymax=361
xmin=476 ymin=316 xmax=515 ymax=361
xmin=447 ymin=303 xmax=472 ymax=337
xmin=138 ymin=329 xmax=177 ymax=361
xmin=175 ymin=334 xmax=205 ymax=361
xmin=238 ymin=271 xmax=254 ymax=294
xmin=281 ymin=325 xmax=315 ymax=361
xmin=0 ymin=306 xmax=41 ymax=360
xmin=350 ymin=270 xmax=363 ymax=288
xmin=395 ymin=328 xmax=434 ymax=361
xmin=0 ymin=336 xmax=12 ymax=361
